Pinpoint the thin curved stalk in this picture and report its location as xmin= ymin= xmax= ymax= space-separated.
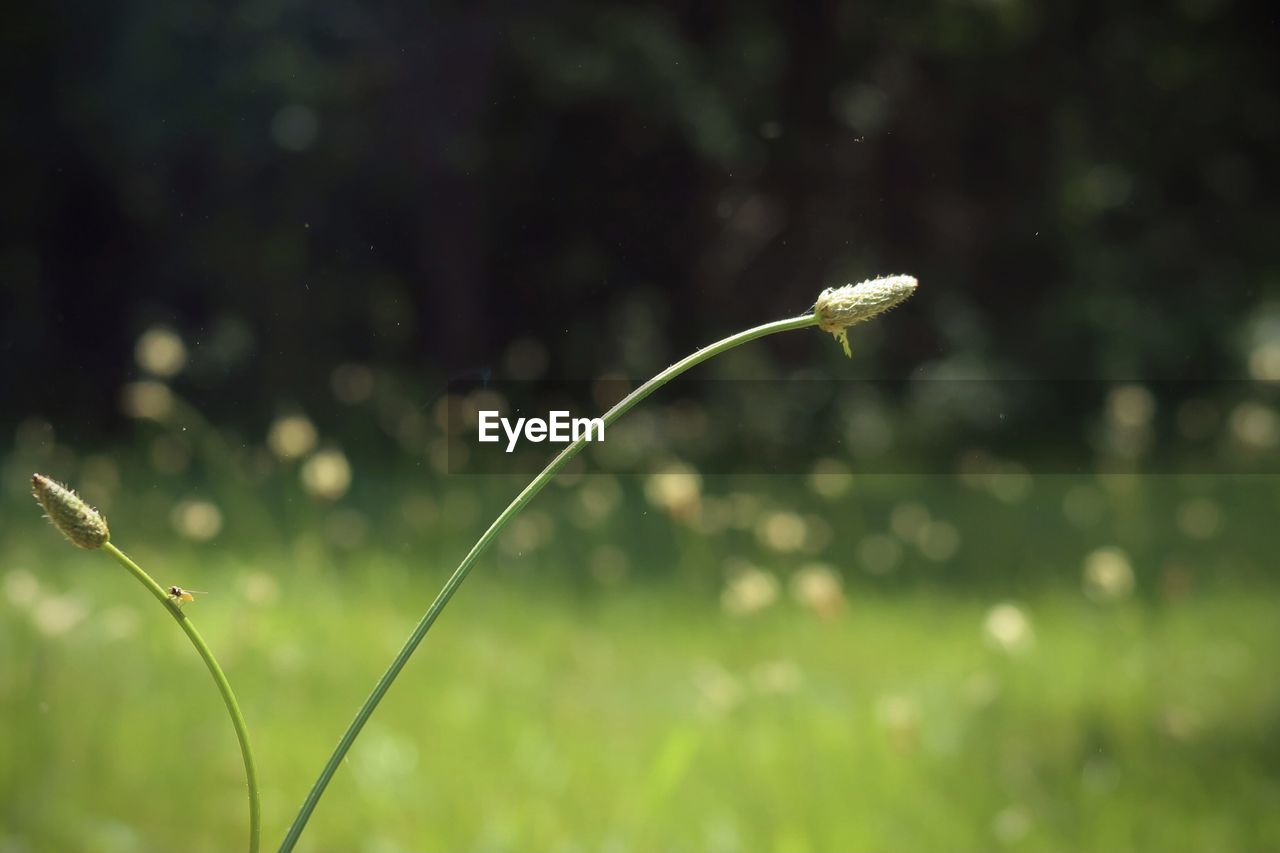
xmin=102 ymin=542 xmax=261 ymax=853
xmin=279 ymin=312 xmax=821 ymax=850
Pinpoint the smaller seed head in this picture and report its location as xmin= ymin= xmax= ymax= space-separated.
xmin=32 ymin=473 xmax=110 ymax=549
xmin=813 ymin=274 xmax=917 ymax=357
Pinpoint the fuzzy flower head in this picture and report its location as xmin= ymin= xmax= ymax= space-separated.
xmin=814 ymin=274 xmax=917 ymax=357
xmin=32 ymin=473 xmax=110 ymax=549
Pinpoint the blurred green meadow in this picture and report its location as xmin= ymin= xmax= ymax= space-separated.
xmin=6 ymin=1 xmax=1280 ymax=849
xmin=3 ymin=432 xmax=1278 ymax=852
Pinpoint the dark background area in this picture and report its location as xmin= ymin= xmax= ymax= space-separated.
xmin=5 ymin=5 xmax=1280 ymax=850
xmin=3 ymin=1 xmax=1277 ymax=443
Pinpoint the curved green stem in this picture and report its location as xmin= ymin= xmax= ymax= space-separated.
xmin=102 ymin=541 xmax=261 ymax=853
xmin=280 ymin=311 xmax=821 ymax=851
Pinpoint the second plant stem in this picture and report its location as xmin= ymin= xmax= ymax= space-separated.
xmin=279 ymin=310 xmax=821 ymax=851
xmin=102 ymin=541 xmax=261 ymax=853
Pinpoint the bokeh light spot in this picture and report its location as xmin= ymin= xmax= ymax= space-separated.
xmin=301 ymin=448 xmax=352 ymax=500
xmin=1082 ymin=546 xmax=1136 ymax=604
xmin=171 ymin=499 xmax=224 ymax=542
xmin=134 ymin=326 xmax=187 ymax=378
xmin=268 ymin=414 xmax=319 ymax=460
xmin=983 ymin=602 xmax=1034 ymax=654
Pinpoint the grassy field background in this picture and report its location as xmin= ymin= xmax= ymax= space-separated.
xmin=6 ymin=0 xmax=1278 ymax=847
xmin=2 ymin=461 xmax=1278 ymax=852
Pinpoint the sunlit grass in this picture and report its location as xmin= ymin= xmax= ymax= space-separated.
xmin=3 ymin=491 xmax=1278 ymax=852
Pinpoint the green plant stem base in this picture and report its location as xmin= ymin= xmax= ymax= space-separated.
xmin=279 ymin=311 xmax=820 ymax=851
xmin=102 ymin=542 xmax=261 ymax=853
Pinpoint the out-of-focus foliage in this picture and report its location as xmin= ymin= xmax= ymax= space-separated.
xmin=3 ymin=4 xmax=1280 ymax=851
xmin=3 ymin=1 xmax=1278 ymax=443
xmin=3 ymin=466 xmax=1279 ymax=850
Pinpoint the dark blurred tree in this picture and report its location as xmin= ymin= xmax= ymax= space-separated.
xmin=2 ymin=0 xmax=1276 ymax=441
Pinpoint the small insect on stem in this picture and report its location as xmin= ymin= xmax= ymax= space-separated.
xmin=168 ymin=585 xmax=207 ymax=607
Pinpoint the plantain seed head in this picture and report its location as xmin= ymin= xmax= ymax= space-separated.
xmin=32 ymin=473 xmax=110 ymax=549
xmin=813 ymin=274 xmax=917 ymax=357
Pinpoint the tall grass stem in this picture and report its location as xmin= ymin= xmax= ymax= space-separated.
xmin=102 ymin=542 xmax=262 ymax=853
xmin=280 ymin=312 xmax=820 ymax=850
